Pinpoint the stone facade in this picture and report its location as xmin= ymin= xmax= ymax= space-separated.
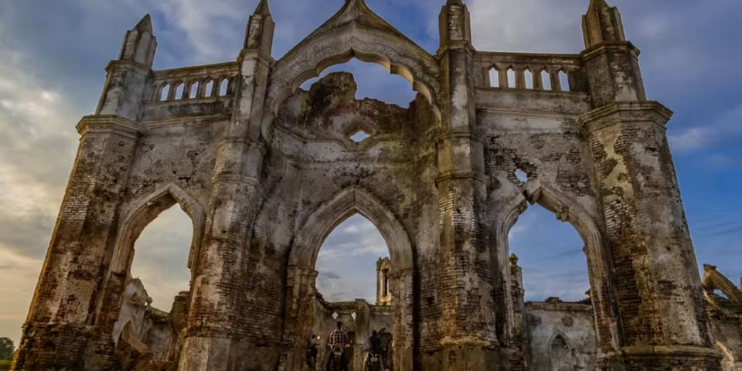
xmin=10 ymin=0 xmax=733 ymax=370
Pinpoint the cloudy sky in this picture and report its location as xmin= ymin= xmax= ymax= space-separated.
xmin=1 ymin=0 xmax=741 ymax=346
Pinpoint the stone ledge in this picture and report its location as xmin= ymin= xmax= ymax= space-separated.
xmin=76 ymin=115 xmax=146 ymax=139
xmin=578 ymin=101 xmax=674 ymax=133
xmin=580 ymin=41 xmax=641 ymax=62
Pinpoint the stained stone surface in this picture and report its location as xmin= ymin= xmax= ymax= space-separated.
xmin=10 ymin=0 xmax=739 ymax=370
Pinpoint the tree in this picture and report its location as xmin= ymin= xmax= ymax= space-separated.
xmin=0 ymin=337 xmax=13 ymax=360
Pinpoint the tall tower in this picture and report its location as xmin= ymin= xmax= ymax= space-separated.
xmin=177 ymin=1 xmax=275 ymax=371
xmin=12 ymin=15 xmax=155 ymax=371
xmin=436 ymin=1 xmax=500 ymax=371
xmin=579 ymin=1 xmax=720 ymax=371
xmin=376 ymin=258 xmax=393 ymax=306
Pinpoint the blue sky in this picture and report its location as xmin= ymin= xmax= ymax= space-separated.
xmin=0 ymin=0 xmax=741 ymax=345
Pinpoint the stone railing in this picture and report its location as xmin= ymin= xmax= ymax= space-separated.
xmin=146 ymin=62 xmax=240 ymax=103
xmin=474 ymin=52 xmax=586 ymax=93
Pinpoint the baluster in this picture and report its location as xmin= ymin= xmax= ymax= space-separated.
xmin=498 ymin=66 xmax=508 ymax=89
xmin=210 ymin=78 xmax=220 ymax=98
xmin=550 ymin=70 xmax=562 ymax=92
xmin=167 ymin=81 xmax=177 ymax=101
xmin=197 ymin=79 xmax=207 ymax=98
xmin=515 ymin=67 xmax=526 ymax=90
xmin=183 ymin=81 xmax=192 ymax=100
xmin=567 ymin=70 xmax=579 ymax=93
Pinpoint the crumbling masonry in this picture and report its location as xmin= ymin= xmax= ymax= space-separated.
xmin=11 ymin=0 xmax=740 ymax=370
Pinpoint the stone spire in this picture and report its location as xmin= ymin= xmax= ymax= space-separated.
xmin=254 ymin=0 xmax=271 ymax=16
xmin=243 ymin=0 xmax=274 ymax=55
xmin=582 ymin=0 xmax=626 ymax=49
xmin=134 ymin=13 xmax=153 ymax=33
xmin=439 ymin=0 xmax=471 ymax=48
xmin=118 ymin=14 xmax=157 ymax=67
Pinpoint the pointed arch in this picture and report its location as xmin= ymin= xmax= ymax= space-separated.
xmin=492 ymin=179 xmax=621 ymax=352
xmin=111 ymin=183 xmax=206 ymax=276
xmin=262 ymin=0 xmax=441 ymax=141
xmin=549 ymin=331 xmax=576 ymax=371
xmin=289 ymin=187 xmax=413 ymax=272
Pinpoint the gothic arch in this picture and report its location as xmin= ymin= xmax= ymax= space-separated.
xmin=289 ymin=186 xmax=413 ymax=272
xmin=493 ymin=179 xmax=621 ymax=351
xmin=110 ymin=183 xmax=205 ymax=278
xmin=262 ymin=0 xmax=441 ymax=141
xmin=549 ymin=331 xmax=576 ymax=371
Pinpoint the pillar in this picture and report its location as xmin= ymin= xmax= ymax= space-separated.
xmin=279 ymin=266 xmax=318 ymax=371
xmin=11 ymin=15 xmax=155 ymax=371
xmin=430 ymin=1 xmax=501 ymax=370
xmin=177 ymin=1 xmax=274 ymax=370
xmin=580 ymin=1 xmax=720 ymax=370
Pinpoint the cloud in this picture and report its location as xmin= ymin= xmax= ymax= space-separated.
xmin=321 ymin=271 xmax=342 ymax=280
xmin=669 ymin=105 xmax=742 ymax=153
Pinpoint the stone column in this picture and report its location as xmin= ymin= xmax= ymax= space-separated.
xmin=178 ymin=2 xmax=274 ymax=370
xmin=12 ymin=15 xmax=155 ymax=371
xmin=279 ymin=266 xmax=318 ymax=371
xmin=391 ymin=269 xmax=415 ymax=371
xmin=581 ymin=102 xmax=719 ymax=371
xmin=580 ymin=2 xmax=720 ymax=371
xmin=12 ymin=116 xmax=145 ymax=371
xmin=429 ymin=1 xmax=500 ymax=370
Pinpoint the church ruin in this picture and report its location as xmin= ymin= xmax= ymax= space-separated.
xmin=11 ymin=0 xmax=742 ymax=370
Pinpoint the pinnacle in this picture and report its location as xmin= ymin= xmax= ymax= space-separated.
xmin=134 ymin=14 xmax=153 ymax=33
xmin=254 ymin=0 xmax=271 ymax=16
xmin=445 ymin=0 xmax=464 ymax=5
xmin=588 ymin=0 xmax=611 ymax=10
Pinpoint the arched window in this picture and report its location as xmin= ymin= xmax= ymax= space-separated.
xmin=541 ymin=71 xmax=552 ymax=91
xmin=204 ymin=80 xmax=214 ymax=98
xmin=174 ymin=83 xmax=185 ymax=100
xmin=507 ymin=68 xmax=516 ymax=89
xmin=189 ymin=82 xmax=199 ymax=99
xmin=525 ymin=69 xmax=534 ymax=90
xmin=219 ymin=78 xmax=229 ymax=96
xmin=490 ymin=67 xmax=500 ymax=88
xmin=559 ymin=71 xmax=570 ymax=92
xmin=160 ymin=84 xmax=170 ymax=101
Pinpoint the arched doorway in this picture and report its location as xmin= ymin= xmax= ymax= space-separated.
xmin=283 ymin=187 xmax=414 ymax=371
xmin=93 ymin=184 xmax=205 ymax=364
xmin=493 ymin=180 xmax=620 ymax=365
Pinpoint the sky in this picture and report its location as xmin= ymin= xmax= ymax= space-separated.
xmin=0 ymin=0 xmax=741 ymax=346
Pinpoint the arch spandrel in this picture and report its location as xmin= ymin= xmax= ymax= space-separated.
xmin=264 ymin=0 xmax=441 ymax=140
xmin=289 ymin=187 xmax=413 ymax=272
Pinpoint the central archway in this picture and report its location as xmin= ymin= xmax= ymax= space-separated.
xmin=283 ymin=187 xmax=415 ymax=371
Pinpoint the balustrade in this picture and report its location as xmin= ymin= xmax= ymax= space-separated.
xmin=475 ymin=52 xmax=585 ymax=93
xmin=147 ymin=62 xmax=240 ymax=103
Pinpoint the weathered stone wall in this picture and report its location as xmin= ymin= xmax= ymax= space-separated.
xmin=12 ymin=0 xmax=730 ymax=370
xmin=524 ymin=302 xmax=598 ymax=371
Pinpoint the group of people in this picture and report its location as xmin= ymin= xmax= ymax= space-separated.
xmin=307 ymin=321 xmax=389 ymax=371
